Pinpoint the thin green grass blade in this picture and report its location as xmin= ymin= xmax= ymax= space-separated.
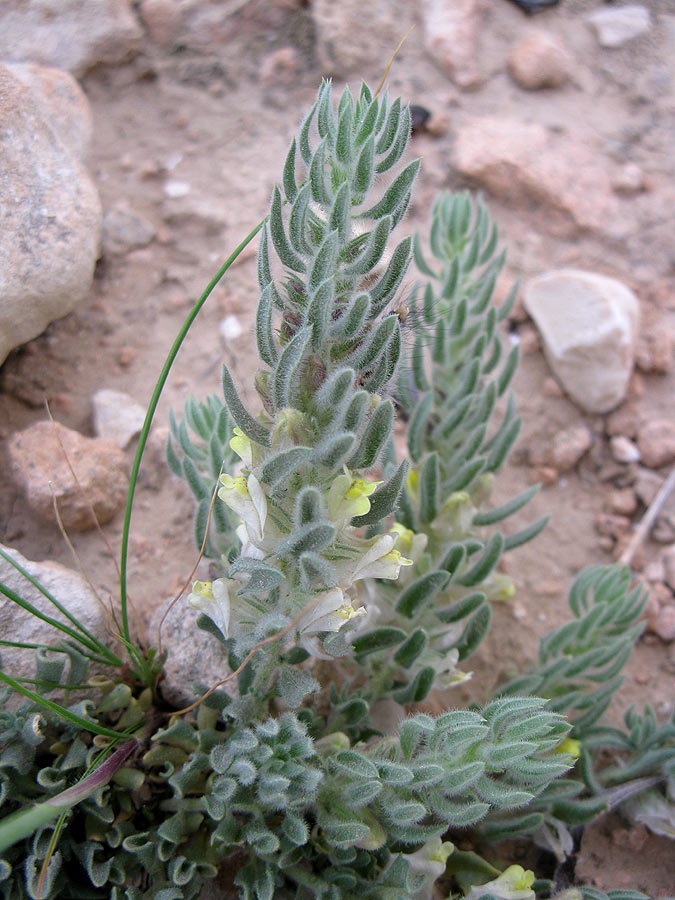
xmin=118 ymin=218 xmax=267 ymax=652
xmin=0 ymin=547 xmax=121 ymax=666
xmin=0 ymin=581 xmax=116 ymax=663
xmin=0 ymin=671 xmax=132 ymax=739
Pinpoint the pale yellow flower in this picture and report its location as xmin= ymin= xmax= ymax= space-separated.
xmin=465 ymin=865 xmax=535 ymax=900
xmin=188 ymin=579 xmax=231 ymax=638
xmin=218 ymin=471 xmax=267 ymax=541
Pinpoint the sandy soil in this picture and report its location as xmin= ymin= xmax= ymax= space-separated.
xmin=1 ymin=0 xmax=674 ymax=892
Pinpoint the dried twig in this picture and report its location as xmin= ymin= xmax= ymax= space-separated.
xmin=173 ymin=593 xmax=324 ymax=717
xmin=374 ymin=25 xmax=415 ymax=97
xmin=157 ymin=463 xmax=224 ymax=658
xmin=618 ymin=466 xmax=675 ymax=567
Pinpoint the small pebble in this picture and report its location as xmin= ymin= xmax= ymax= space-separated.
xmin=550 ymin=424 xmax=593 ymax=472
xmin=595 ymin=513 xmax=631 ymax=538
xmin=612 ymin=162 xmax=646 ymax=195
xmin=163 ymin=180 xmax=191 ymax=198
xmin=650 ymin=604 xmax=675 ymax=642
xmin=609 ymin=434 xmax=641 ymax=463
xmin=637 ymin=418 xmax=675 ymax=468
xmin=607 ymin=487 xmax=638 ymax=516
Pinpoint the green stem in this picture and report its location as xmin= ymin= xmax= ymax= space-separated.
xmin=118 ymin=218 xmax=267 ymax=659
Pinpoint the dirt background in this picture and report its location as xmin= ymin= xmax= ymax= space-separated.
xmin=0 ymin=0 xmax=674 ymax=894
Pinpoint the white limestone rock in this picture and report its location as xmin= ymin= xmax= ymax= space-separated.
xmin=0 ymin=64 xmax=102 ymax=365
xmin=149 ymin=601 xmax=238 ymax=709
xmin=523 ymin=269 xmax=639 ymax=414
xmin=587 ymin=5 xmax=651 ymax=49
xmin=0 ymin=543 xmax=110 ymax=689
xmin=0 ymin=0 xmax=142 ymax=76
xmin=92 ymin=388 xmax=146 ymax=449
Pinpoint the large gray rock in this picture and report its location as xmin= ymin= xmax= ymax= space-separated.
xmin=149 ymin=600 xmax=236 ymax=709
xmin=7 ymin=421 xmax=127 ymax=532
xmin=310 ymin=0 xmax=414 ymax=77
xmin=453 ymin=118 xmax=617 ymax=235
xmin=0 ymin=0 xmax=142 ymax=76
xmin=0 ymin=543 xmax=110 ymax=690
xmin=523 ymin=269 xmax=639 ymax=414
xmin=422 ymin=0 xmax=483 ymax=89
xmin=0 ymin=64 xmax=102 ymax=365
xmin=92 ymin=388 xmax=147 ymax=448
xmin=7 ymin=63 xmax=93 ymax=161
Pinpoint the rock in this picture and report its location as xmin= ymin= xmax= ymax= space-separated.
xmin=163 ymin=180 xmax=191 ymax=199
xmin=148 ymin=600 xmax=237 ymax=709
xmin=139 ymin=0 xmax=182 ymax=48
xmin=636 ymin=330 xmax=674 ymax=375
xmin=92 ymin=389 xmax=146 ymax=449
xmin=259 ymin=47 xmax=299 ymax=89
xmin=607 ymin=488 xmax=638 ymax=517
xmin=663 ymin=546 xmax=675 ymax=589
xmin=587 ymin=5 xmax=651 ymax=49
xmin=102 ymin=204 xmax=156 ymax=256
xmin=633 ymin=467 xmax=664 ymax=506
xmin=508 ymin=30 xmax=573 ymax=90
xmin=649 ymin=605 xmax=675 ymax=642
xmin=422 ymin=0 xmax=483 ymax=88
xmin=523 ymin=270 xmax=639 ymax=414
xmin=0 ymin=543 xmax=110 ymax=690
xmin=637 ymin=419 xmax=675 ymax=469
xmin=6 ymin=63 xmax=92 ymax=161
xmin=7 ymin=421 xmax=127 ymax=532
xmin=594 ymin=513 xmax=631 ymax=539
xmin=311 ymin=0 xmax=414 ymax=78
xmin=606 ymin=405 xmax=641 ymax=438
xmin=612 ymin=163 xmax=646 ymax=196
xmin=549 ymin=425 xmax=593 ymax=472
xmin=0 ymin=65 xmax=102 ymax=366
xmin=609 ymin=435 xmax=641 ymax=464
xmin=0 ymin=0 xmax=142 ymax=76
xmin=452 ymin=118 xmax=618 ymax=235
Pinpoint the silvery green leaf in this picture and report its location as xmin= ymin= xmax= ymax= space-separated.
xmin=376 ymin=103 xmax=411 ymax=173
xmin=351 ymin=459 xmax=408 ymax=527
xmin=309 ymin=229 xmax=339 ymax=292
xmin=343 ymin=215 xmax=392 ymax=276
xmin=352 ymin=627 xmax=407 ymax=656
xmin=309 ymin=136 xmax=331 ymax=205
xmin=351 ymin=135 xmax=375 ymax=204
xmin=419 ymin=451 xmax=440 ymax=525
xmin=456 ymin=605 xmax=492 ymax=661
xmin=397 ymin=571 xmax=451 ymax=619
xmin=282 ymin=137 xmax=298 ymax=202
xmin=348 ymin=399 xmax=393 ymax=469
xmin=369 ymin=236 xmax=413 ymax=315
xmin=393 ymin=628 xmax=428 ymax=669
xmin=273 ymin=327 xmax=311 ymax=410
xmin=314 ymin=432 xmax=356 ymax=469
xmin=261 ymin=446 xmax=312 ymax=488
xmin=278 ymin=668 xmax=320 ymax=710
xmin=221 ymin=364 xmax=270 ymax=447
xmin=288 ymin=182 xmax=312 ymax=256
xmin=270 ymin=186 xmax=305 ymax=272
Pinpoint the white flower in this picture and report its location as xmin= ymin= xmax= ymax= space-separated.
xmin=235 ymin=524 xmax=265 ymax=561
xmin=464 ymin=865 xmax=535 ymax=900
xmin=399 ymin=838 xmax=454 ymax=900
xmin=218 ymin=471 xmax=267 ymax=541
xmin=188 ymin=579 xmax=231 ymax=638
xmin=294 ymin=588 xmax=366 ymax=658
xmin=335 ymin=533 xmax=413 ymax=587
